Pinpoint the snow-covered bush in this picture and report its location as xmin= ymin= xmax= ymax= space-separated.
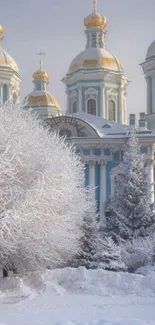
xmin=0 ymin=101 xmax=89 ymax=272
xmin=106 ymin=133 xmax=155 ymax=243
xmin=121 ymin=236 xmax=155 ymax=273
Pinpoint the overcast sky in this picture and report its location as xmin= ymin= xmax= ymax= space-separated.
xmin=1 ymin=0 xmax=155 ymax=118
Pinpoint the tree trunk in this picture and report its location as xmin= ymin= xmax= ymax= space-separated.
xmin=3 ymin=268 xmax=8 ymax=278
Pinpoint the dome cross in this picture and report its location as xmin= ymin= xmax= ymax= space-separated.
xmin=36 ymin=52 xmax=46 ymax=71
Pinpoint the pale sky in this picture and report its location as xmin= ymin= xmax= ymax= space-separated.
xmin=1 ymin=0 xmax=155 ymax=118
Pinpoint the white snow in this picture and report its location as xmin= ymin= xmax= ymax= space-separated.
xmin=72 ymin=112 xmax=131 ymax=138
xmin=0 ymin=267 xmax=155 ymax=325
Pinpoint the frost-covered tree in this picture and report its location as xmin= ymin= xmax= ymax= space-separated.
xmin=70 ymin=191 xmax=99 ymax=269
xmin=70 ymin=191 xmax=126 ymax=271
xmin=106 ymin=133 xmax=155 ymax=243
xmin=97 ymin=236 xmax=126 ymax=272
xmin=0 ymin=101 xmax=90 ymax=274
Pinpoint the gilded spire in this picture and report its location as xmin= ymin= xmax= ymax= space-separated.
xmin=0 ymin=25 xmax=4 ymax=49
xmin=0 ymin=25 xmax=4 ymax=40
xmin=33 ymin=52 xmax=49 ymax=82
xmin=93 ymin=0 xmax=97 ymax=12
xmin=36 ymin=52 xmax=46 ymax=71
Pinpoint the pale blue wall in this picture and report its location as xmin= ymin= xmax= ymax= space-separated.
xmin=67 ymin=78 xmax=121 ymax=118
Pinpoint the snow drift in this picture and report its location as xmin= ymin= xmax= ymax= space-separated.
xmin=0 ymin=267 xmax=155 ymax=325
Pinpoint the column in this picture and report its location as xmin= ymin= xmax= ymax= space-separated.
xmin=119 ymin=86 xmax=123 ymax=124
xmin=66 ymin=89 xmax=70 ymax=114
xmin=78 ymin=85 xmax=82 ymax=112
xmin=0 ymin=84 xmax=2 ymax=103
xmin=89 ymin=160 xmax=95 ymax=200
xmin=99 ymin=160 xmax=106 ymax=223
xmin=100 ymin=83 xmax=104 ymax=118
xmin=8 ymin=83 xmax=12 ymax=102
xmin=149 ymin=159 xmax=154 ymax=204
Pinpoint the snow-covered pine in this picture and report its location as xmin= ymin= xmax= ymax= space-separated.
xmin=70 ymin=190 xmax=99 ymax=269
xmin=0 ymin=101 xmax=90 ymax=273
xmin=106 ymin=133 xmax=155 ymax=243
xmin=97 ymin=236 xmax=126 ymax=272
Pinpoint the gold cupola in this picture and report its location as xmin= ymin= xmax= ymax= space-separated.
xmin=84 ymin=0 xmax=107 ymax=30
xmin=33 ymin=70 xmax=49 ymax=82
xmin=24 ymin=55 xmax=62 ymax=119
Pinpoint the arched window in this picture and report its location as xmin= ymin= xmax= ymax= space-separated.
xmin=108 ymin=100 xmax=115 ymax=121
xmin=91 ymin=32 xmax=96 ymax=47
xmin=73 ymin=101 xmax=77 ymax=113
xmin=87 ymin=98 xmax=96 ymax=116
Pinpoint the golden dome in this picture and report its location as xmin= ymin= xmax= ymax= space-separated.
xmin=84 ymin=12 xmax=107 ymax=29
xmin=68 ymin=48 xmax=123 ymax=74
xmin=26 ymin=92 xmax=60 ymax=109
xmin=0 ymin=25 xmax=4 ymax=40
xmin=33 ymin=70 xmax=49 ymax=81
xmin=0 ymin=48 xmax=19 ymax=73
xmin=0 ymin=25 xmax=19 ymax=74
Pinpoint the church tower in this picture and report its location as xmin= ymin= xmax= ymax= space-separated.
xmin=141 ymin=41 xmax=155 ymax=131
xmin=62 ymin=1 xmax=129 ymax=124
xmin=0 ymin=25 xmax=21 ymax=103
xmin=24 ymin=56 xmax=62 ymax=119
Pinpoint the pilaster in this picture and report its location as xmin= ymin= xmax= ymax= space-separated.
xmin=78 ymin=84 xmax=82 ymax=112
xmin=99 ymin=159 xmax=106 ymax=223
xmin=88 ymin=160 xmax=95 ymax=200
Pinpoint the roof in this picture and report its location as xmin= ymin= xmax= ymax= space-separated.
xmin=72 ymin=112 xmax=130 ymax=138
xmin=68 ymin=48 xmax=123 ymax=74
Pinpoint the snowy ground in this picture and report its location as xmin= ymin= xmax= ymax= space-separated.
xmin=0 ymin=267 xmax=155 ymax=325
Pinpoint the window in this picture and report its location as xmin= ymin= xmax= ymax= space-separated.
xmin=59 ymin=129 xmax=71 ymax=138
xmin=87 ymin=99 xmax=96 ymax=115
xmin=108 ymin=100 xmax=115 ymax=121
xmin=92 ymin=33 xmax=96 ymax=47
xmin=73 ymin=101 xmax=77 ymax=113
xmin=36 ymin=83 xmax=41 ymax=91
xmin=102 ymin=124 xmax=111 ymax=128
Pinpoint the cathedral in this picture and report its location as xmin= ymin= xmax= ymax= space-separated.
xmin=0 ymin=1 xmax=155 ymax=221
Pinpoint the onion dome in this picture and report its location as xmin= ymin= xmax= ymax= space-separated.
xmin=84 ymin=0 xmax=107 ymax=30
xmin=0 ymin=25 xmax=19 ymax=74
xmin=33 ymin=70 xmax=49 ymax=82
xmin=146 ymin=40 xmax=155 ymax=59
xmin=84 ymin=11 xmax=107 ymax=29
xmin=26 ymin=92 xmax=60 ymax=109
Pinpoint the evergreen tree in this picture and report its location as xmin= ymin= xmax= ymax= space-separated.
xmin=97 ymin=236 xmax=126 ymax=272
xmin=106 ymin=133 xmax=155 ymax=243
xmin=71 ymin=206 xmax=99 ymax=269
xmin=71 ymin=193 xmax=126 ymax=271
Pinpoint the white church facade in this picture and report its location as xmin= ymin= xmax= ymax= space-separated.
xmin=0 ymin=2 xmax=155 ymax=220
